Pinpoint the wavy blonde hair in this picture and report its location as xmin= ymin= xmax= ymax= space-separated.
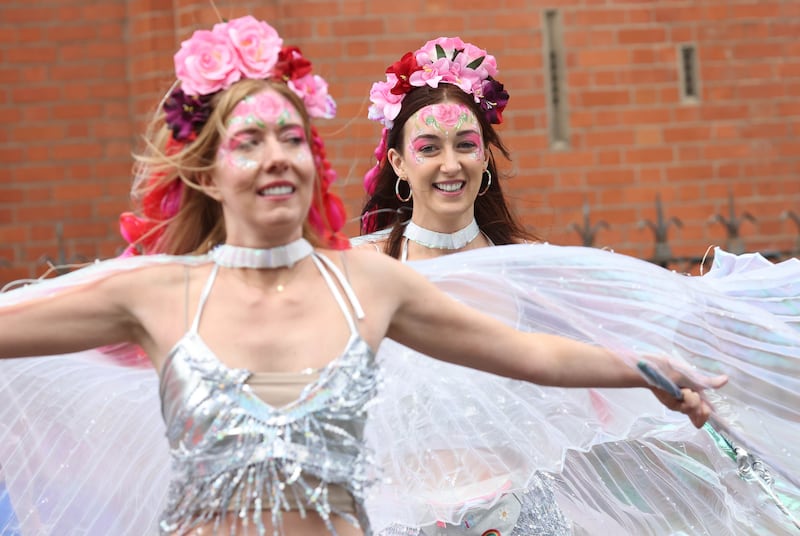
xmin=130 ymin=79 xmax=326 ymax=255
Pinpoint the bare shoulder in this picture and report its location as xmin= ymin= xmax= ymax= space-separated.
xmin=317 ymin=247 xmax=419 ymax=293
xmin=351 ymin=238 xmax=387 ymax=253
xmin=339 ymin=247 xmax=404 ymax=275
xmin=96 ymin=259 xmax=211 ymax=306
xmin=349 ymin=228 xmax=391 ymax=252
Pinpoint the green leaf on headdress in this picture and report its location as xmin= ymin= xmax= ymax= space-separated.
xmin=435 ymin=44 xmax=447 ymax=59
xmin=466 ymin=56 xmax=485 ymax=69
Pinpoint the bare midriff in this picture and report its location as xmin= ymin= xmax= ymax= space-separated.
xmin=173 ymin=512 xmax=363 ymax=536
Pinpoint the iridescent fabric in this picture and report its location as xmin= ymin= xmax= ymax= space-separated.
xmin=378 ymin=474 xmax=570 ymax=535
xmin=353 ymin=232 xmax=567 ymax=536
xmin=159 ymin=254 xmax=378 ymax=535
xmin=362 ymin=244 xmax=800 ymax=534
xmin=1 ymin=246 xmax=799 ymax=535
xmin=0 ymin=253 xmax=378 ymax=536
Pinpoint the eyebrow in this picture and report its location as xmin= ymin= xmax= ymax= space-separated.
xmin=227 ymin=121 xmax=305 ymax=136
xmin=412 ymin=128 xmax=480 ymax=140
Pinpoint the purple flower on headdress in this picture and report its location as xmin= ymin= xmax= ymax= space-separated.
xmin=479 ymin=77 xmax=509 ymax=124
xmin=163 ymin=88 xmax=212 ymax=141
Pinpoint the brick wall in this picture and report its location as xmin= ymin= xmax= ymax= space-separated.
xmin=2 ymin=0 xmax=799 ymax=283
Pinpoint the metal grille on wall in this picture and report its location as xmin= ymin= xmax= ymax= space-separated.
xmin=572 ymin=194 xmax=800 ymax=273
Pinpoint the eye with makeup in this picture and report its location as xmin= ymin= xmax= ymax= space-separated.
xmin=410 ymin=133 xmax=483 ymax=158
xmin=280 ymin=126 xmax=307 ymax=146
xmin=224 ymin=126 xmax=307 ymax=153
xmin=225 ymin=129 xmax=262 ymax=153
xmin=411 ymin=139 xmax=440 ymax=156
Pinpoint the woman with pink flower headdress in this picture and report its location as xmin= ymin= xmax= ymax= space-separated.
xmin=0 ymin=17 xmax=731 ymax=536
xmin=358 ymin=37 xmax=535 ymax=259
xmin=356 ymin=38 xmax=800 ymax=535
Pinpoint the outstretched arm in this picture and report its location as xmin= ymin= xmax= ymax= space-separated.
xmin=380 ymin=256 xmax=725 ymax=428
xmin=0 ymin=268 xmax=148 ymax=359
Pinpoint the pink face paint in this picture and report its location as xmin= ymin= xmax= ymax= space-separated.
xmin=226 ymin=91 xmax=299 ymax=129
xmin=217 ymin=90 xmax=309 ymax=170
xmin=461 ymin=132 xmax=484 ymax=160
xmin=405 ymin=103 xmax=485 ymax=163
xmin=417 ymin=103 xmax=471 ymax=131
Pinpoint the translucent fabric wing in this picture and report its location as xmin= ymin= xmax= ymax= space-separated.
xmin=0 ymin=255 xmax=208 ymax=535
xmin=363 ymin=244 xmax=800 ymax=534
xmin=1 ymin=246 xmax=799 ymax=534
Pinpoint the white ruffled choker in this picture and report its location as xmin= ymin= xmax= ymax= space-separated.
xmin=403 ymin=219 xmax=481 ymax=250
xmin=209 ymin=238 xmax=313 ymax=269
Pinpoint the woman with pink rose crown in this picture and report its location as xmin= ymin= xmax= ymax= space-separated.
xmin=0 ymin=17 xmax=726 ymax=536
xmin=355 ymin=38 xmax=800 ymax=535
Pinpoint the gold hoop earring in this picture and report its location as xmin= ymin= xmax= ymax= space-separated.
xmin=478 ymin=169 xmax=492 ymax=196
xmin=395 ymin=177 xmax=412 ymax=202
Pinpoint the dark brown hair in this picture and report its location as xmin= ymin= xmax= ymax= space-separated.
xmin=360 ymin=84 xmax=537 ymax=259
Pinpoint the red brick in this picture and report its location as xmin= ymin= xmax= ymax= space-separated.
xmin=2 ymin=7 xmax=55 ymax=24
xmin=6 ymin=46 xmax=58 ymax=64
xmin=581 ymin=89 xmax=631 ymax=107
xmin=12 ymin=125 xmax=65 ymax=143
xmin=665 ymin=165 xmax=714 ymax=182
xmin=575 ymin=48 xmax=631 ymax=67
xmin=618 ymin=27 xmax=667 ymax=45
xmin=50 ymin=143 xmax=104 ymax=161
xmin=569 ymin=9 xmax=628 ymax=26
xmin=586 ymin=168 xmax=636 ymax=186
xmin=663 ymin=126 xmax=712 ymax=143
xmin=730 ymin=3 xmax=781 ymax=20
xmin=624 ymin=147 xmax=675 ymax=164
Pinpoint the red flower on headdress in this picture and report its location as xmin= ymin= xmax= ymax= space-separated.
xmin=387 ymin=51 xmax=422 ymax=95
xmin=273 ymin=46 xmax=313 ymax=81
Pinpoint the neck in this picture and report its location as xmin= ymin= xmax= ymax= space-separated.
xmin=209 ymin=238 xmax=313 ymax=269
xmin=402 ymin=219 xmax=480 ymax=250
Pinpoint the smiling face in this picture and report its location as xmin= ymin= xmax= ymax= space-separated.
xmin=205 ymin=87 xmax=316 ymax=246
xmin=388 ymin=102 xmax=488 ymax=230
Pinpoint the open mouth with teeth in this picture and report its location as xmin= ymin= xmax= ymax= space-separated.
xmin=433 ymin=181 xmax=466 ymax=193
xmin=258 ymin=184 xmax=295 ymax=197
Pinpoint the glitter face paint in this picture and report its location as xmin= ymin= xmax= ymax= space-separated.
xmin=406 ymin=103 xmax=484 ymax=164
xmin=218 ymin=91 xmax=309 ymax=170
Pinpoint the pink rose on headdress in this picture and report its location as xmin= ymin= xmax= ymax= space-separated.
xmin=368 ymin=77 xmax=404 ymax=127
xmin=289 ymin=74 xmax=336 ymax=119
xmin=222 ymin=16 xmax=283 ymax=80
xmin=174 ymin=27 xmax=242 ymax=96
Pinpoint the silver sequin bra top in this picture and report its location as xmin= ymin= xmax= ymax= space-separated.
xmin=158 ymin=253 xmax=378 ymax=536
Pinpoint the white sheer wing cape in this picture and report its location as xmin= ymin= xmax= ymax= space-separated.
xmin=0 ymin=246 xmax=798 ymax=534
xmin=0 ymin=255 xmax=208 ymax=535
xmin=362 ymin=245 xmax=800 ymax=535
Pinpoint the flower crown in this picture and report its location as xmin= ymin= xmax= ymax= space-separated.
xmin=120 ymin=16 xmax=349 ymax=255
xmin=367 ymin=37 xmax=509 ymax=129
xmin=164 ymin=15 xmax=336 ymax=142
